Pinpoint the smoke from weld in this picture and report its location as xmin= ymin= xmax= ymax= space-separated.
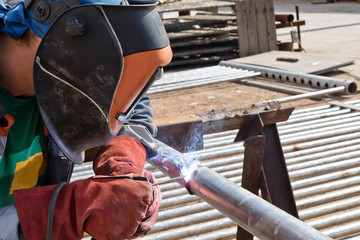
xmin=149 ymin=124 xmax=202 ymax=181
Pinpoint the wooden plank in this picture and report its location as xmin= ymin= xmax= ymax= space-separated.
xmin=245 ymin=0 xmax=260 ymax=55
xmin=172 ymin=46 xmax=236 ymax=58
xmin=170 ymin=36 xmax=238 ymax=48
xmin=255 ymin=0 xmax=269 ymax=52
xmin=167 ymin=55 xmax=230 ymax=67
xmin=164 ymin=15 xmax=237 ymax=32
xmin=276 ymin=20 xmax=306 ymax=29
xmin=157 ymin=0 xmax=234 ymax=13
xmin=235 ymin=0 xmax=250 ymax=57
xmin=264 ymin=0 xmax=277 ymax=51
xmin=167 ymin=26 xmax=238 ymax=40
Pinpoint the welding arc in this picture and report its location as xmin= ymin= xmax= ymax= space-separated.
xmin=152 ymin=176 xmax=185 ymax=186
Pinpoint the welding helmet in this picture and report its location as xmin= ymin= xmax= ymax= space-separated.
xmin=1 ymin=0 xmax=172 ymax=163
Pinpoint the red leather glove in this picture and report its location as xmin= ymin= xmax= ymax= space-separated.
xmin=14 ymin=136 xmax=161 ymax=240
xmin=14 ymin=175 xmax=155 ymax=240
xmin=93 ymin=135 xmax=161 ymax=236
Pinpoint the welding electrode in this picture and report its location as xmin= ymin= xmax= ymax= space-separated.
xmin=152 ymin=176 xmax=185 ymax=186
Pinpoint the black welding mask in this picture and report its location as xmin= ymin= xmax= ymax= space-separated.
xmin=29 ymin=0 xmax=172 ymax=163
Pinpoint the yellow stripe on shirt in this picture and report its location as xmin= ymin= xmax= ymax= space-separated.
xmin=9 ymin=153 xmax=47 ymax=194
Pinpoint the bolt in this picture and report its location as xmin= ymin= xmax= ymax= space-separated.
xmin=65 ymin=18 xmax=86 ymax=37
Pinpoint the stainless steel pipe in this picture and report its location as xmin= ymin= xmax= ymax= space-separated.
xmin=145 ymin=139 xmax=332 ymax=240
xmin=187 ymin=166 xmax=332 ymax=240
xmin=220 ymin=61 xmax=357 ymax=94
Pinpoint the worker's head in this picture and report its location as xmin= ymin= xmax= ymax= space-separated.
xmin=1 ymin=0 xmax=172 ymax=163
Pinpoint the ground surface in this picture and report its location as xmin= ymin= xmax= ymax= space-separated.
xmin=149 ymin=0 xmax=360 ymax=123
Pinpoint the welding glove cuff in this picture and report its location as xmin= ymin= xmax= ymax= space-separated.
xmin=92 ymin=135 xmax=161 ymax=235
xmin=14 ymin=174 xmax=158 ymax=240
xmin=93 ymin=135 xmax=147 ymax=175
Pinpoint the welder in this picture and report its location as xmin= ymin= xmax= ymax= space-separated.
xmin=0 ymin=0 xmax=172 ymax=239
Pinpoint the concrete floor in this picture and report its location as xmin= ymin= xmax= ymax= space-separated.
xmin=274 ymin=0 xmax=360 ymax=83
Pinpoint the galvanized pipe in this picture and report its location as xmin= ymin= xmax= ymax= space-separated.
xmin=278 ymin=111 xmax=360 ymax=131
xmin=299 ymin=195 xmax=360 ymax=220
xmin=204 ymin=117 xmax=360 ymax=149
xmin=280 ymin=108 xmax=349 ymax=125
xmin=145 ymin=140 xmax=332 ymax=240
xmin=148 ymin=65 xmax=259 ymax=94
xmin=187 ymin=166 xmax=332 ymax=240
xmin=273 ymin=86 xmax=346 ymax=103
xmin=296 ymin=185 xmax=360 ymax=210
xmin=292 ymin=166 xmax=360 ymax=190
xmin=220 ymin=61 xmax=357 ymax=94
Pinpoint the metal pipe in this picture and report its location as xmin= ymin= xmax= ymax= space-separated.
xmin=187 ymin=166 xmax=332 ymax=240
xmin=273 ymin=86 xmax=346 ymax=103
xmin=299 ymin=195 xmax=360 ymax=221
xmin=148 ymin=66 xmax=259 ymax=94
xmin=220 ymin=61 xmax=357 ymax=94
xmin=146 ymin=140 xmax=331 ymax=240
xmin=275 ymin=14 xmax=295 ymax=22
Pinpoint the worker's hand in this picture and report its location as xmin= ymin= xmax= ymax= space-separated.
xmin=14 ymin=174 xmax=159 ymax=240
xmin=93 ymin=135 xmax=147 ymax=175
xmin=93 ymin=135 xmax=161 ymax=237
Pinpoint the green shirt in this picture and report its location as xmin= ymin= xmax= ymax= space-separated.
xmin=0 ymin=87 xmax=46 ymax=207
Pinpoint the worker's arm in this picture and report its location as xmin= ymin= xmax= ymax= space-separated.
xmin=14 ymin=136 xmax=161 ymax=240
xmin=84 ymin=95 xmax=157 ymax=162
xmin=123 ymin=95 xmax=158 ymax=137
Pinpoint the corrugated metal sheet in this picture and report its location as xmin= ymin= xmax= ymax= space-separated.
xmin=75 ymin=99 xmax=360 ymax=240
